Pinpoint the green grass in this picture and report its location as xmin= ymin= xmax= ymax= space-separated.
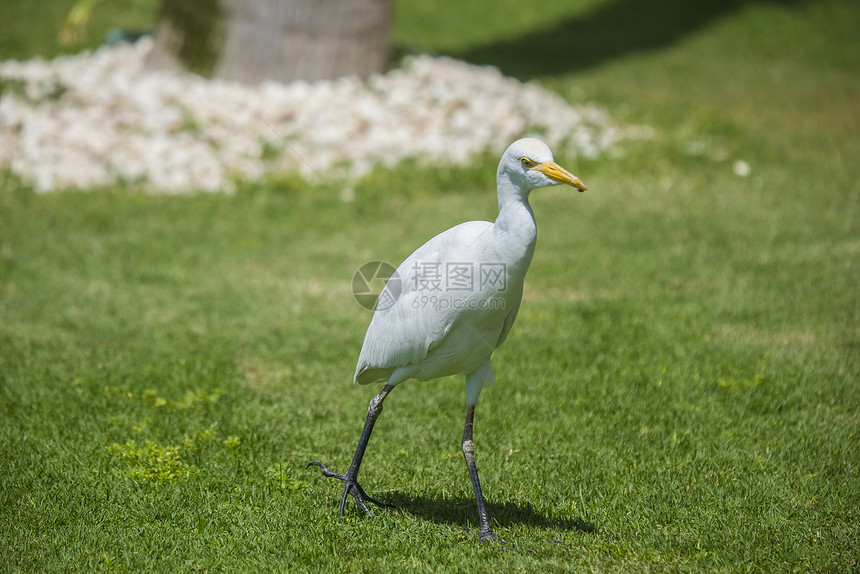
xmin=0 ymin=0 xmax=158 ymax=60
xmin=1 ymin=0 xmax=858 ymax=571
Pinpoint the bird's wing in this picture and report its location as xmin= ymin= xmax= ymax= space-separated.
xmin=495 ymin=290 xmax=522 ymax=348
xmin=354 ymin=221 xmax=494 ymax=384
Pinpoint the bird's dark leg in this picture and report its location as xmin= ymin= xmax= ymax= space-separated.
xmin=462 ymin=402 xmax=499 ymax=542
xmin=307 ymin=382 xmax=396 ymax=517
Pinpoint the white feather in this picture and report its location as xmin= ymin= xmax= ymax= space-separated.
xmin=353 ymin=138 xmax=585 ymax=405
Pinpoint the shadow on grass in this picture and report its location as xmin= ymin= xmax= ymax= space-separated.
xmin=454 ymin=0 xmax=803 ymax=79
xmin=383 ymin=492 xmax=596 ymax=534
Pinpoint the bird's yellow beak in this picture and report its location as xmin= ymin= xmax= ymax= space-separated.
xmin=533 ymin=161 xmax=587 ymax=192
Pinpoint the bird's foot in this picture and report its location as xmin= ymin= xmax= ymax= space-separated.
xmin=306 ymin=461 xmax=393 ymax=517
xmin=465 ymin=526 xmax=520 ymax=551
xmin=465 ymin=525 xmax=501 ymax=543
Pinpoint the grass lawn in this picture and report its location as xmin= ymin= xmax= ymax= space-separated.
xmin=1 ymin=0 xmax=858 ymax=571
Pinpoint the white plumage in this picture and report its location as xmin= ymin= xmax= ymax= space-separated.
xmin=310 ymin=138 xmax=587 ymax=542
xmin=354 ymin=219 xmax=511 ymax=395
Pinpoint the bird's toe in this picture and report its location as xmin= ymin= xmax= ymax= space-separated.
xmin=306 ymin=461 xmax=346 ymax=481
xmin=308 ymin=462 xmax=392 ymax=516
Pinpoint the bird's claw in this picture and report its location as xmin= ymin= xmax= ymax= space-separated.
xmin=464 ymin=526 xmax=519 ymax=551
xmin=465 ymin=525 xmax=500 ymax=542
xmin=306 ymin=461 xmax=345 ymax=480
xmin=307 ymin=461 xmax=394 ymax=517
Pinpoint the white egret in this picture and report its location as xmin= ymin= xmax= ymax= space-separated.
xmin=309 ymin=138 xmax=587 ymax=541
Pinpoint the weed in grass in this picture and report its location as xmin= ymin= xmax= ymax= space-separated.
xmin=106 ymin=439 xmax=200 ymax=483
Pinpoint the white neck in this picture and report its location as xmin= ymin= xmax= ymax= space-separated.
xmin=492 ymin=172 xmax=537 ymax=272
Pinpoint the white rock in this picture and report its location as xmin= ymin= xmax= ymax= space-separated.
xmin=0 ymin=37 xmax=643 ymax=193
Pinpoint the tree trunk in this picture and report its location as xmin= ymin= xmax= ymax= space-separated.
xmin=148 ymin=0 xmax=392 ymax=83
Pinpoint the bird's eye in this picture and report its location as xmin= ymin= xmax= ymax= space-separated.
xmin=521 ymin=157 xmax=535 ymax=168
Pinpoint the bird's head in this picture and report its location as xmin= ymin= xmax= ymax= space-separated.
xmin=498 ymin=138 xmax=587 ymax=194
